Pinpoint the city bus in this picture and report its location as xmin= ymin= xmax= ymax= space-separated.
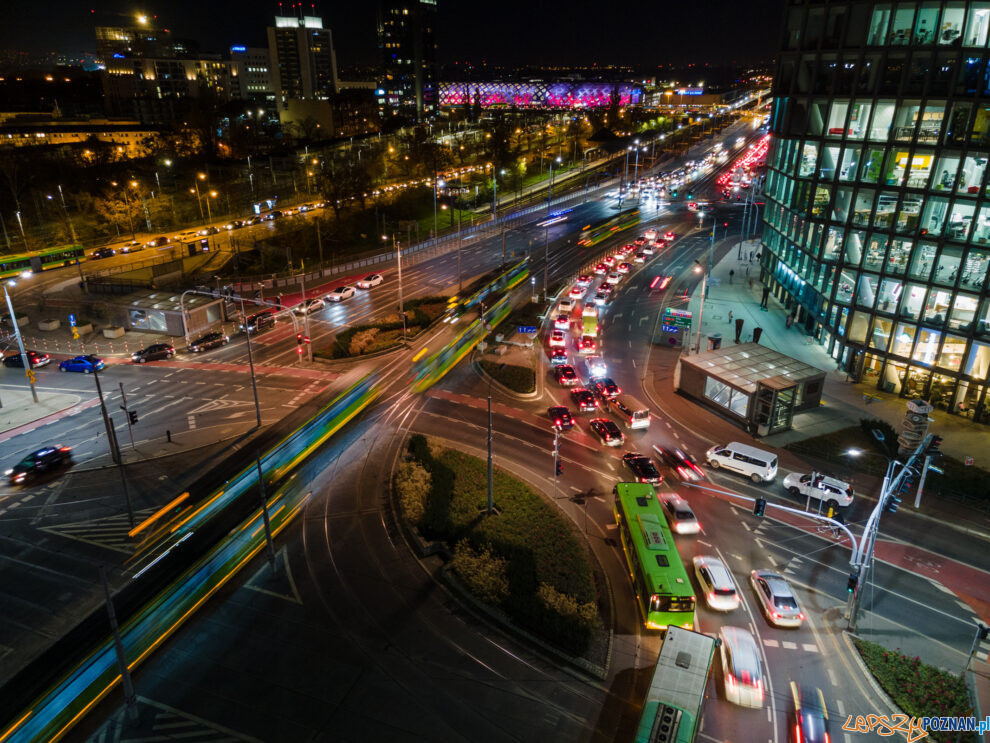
xmin=0 ymin=245 xmax=86 ymax=280
xmin=635 ymin=625 xmax=717 ymax=743
xmin=613 ymin=482 xmax=696 ymax=630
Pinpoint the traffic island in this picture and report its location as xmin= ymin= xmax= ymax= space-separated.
xmin=313 ymin=296 xmax=448 ymax=360
xmin=852 ymin=638 xmax=974 ymax=743
xmin=395 ymin=434 xmax=606 ymax=664
xmin=478 ymin=359 xmax=535 ymax=394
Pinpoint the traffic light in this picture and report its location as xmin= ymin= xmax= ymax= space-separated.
xmin=687 ymin=191 xmax=693 ymax=199
xmin=885 ymin=493 xmax=901 ymax=513
xmin=847 ymin=570 xmax=860 ymax=593
xmin=753 ymin=497 xmax=766 ymax=517
xmin=128 ymin=410 xmax=138 ymax=425
xmin=555 ymin=458 xmax=563 ymax=477
xmin=925 ymin=435 xmax=943 ymax=458
xmin=296 ymin=332 xmax=304 ymax=355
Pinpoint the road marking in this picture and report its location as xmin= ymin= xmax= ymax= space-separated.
xmin=782 ymin=641 xmax=797 ymax=650
xmin=763 ymin=638 xmax=779 ymax=647
xmin=955 ymin=599 xmax=972 ymax=612
xmin=187 ymin=414 xmax=197 ymax=430
xmin=802 ymin=643 xmax=818 ymax=653
xmin=828 ymin=669 xmax=838 ymax=687
xmin=731 ymin=553 xmax=743 ymax=561
xmin=740 ymin=521 xmax=751 ymax=531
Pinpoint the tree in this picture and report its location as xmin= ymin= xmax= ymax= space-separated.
xmin=93 ymin=188 xmax=143 ymax=237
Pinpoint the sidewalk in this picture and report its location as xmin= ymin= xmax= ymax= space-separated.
xmin=682 ymin=238 xmax=989 ymax=463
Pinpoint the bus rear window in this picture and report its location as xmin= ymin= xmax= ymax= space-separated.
xmin=653 ymin=595 xmax=696 ymax=612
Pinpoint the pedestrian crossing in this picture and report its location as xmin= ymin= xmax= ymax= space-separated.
xmin=89 ymin=696 xmax=262 ymax=742
xmin=39 ymin=507 xmax=157 ymax=553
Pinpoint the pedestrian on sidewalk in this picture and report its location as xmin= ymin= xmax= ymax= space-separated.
xmin=728 ymin=310 xmax=733 ymax=323
xmin=745 ymin=266 xmax=750 ymax=277
xmin=729 ymin=269 xmax=735 ymax=284
xmin=749 ymin=250 xmax=754 ymax=262
xmin=785 ymin=314 xmax=793 ymax=329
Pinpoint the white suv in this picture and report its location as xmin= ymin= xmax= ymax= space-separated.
xmin=693 ymin=555 xmax=740 ymax=611
xmin=782 ymin=472 xmax=853 ymax=508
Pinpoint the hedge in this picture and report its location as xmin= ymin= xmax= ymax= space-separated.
xmin=315 ymin=296 xmax=448 ymax=359
xmin=404 ymin=434 xmax=600 ymax=654
xmin=853 ymin=638 xmax=974 ymax=743
xmin=480 ymin=360 xmax=535 ymax=394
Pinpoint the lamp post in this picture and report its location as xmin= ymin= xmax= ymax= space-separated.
xmin=3 ymin=279 xmax=39 ymax=403
xmin=434 ymin=178 xmax=444 ymax=238
xmin=546 ymin=156 xmax=562 ymax=214
xmin=632 ymin=139 xmax=641 ymax=182
xmin=111 ymin=181 xmax=136 ymax=239
xmin=206 ymin=190 xmax=216 ymax=223
xmin=57 ymin=185 xmax=77 ymax=242
xmin=692 ymin=261 xmax=708 ymax=354
xmin=194 ymin=173 xmax=206 ymax=220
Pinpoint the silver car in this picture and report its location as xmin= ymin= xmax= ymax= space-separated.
xmin=750 ymin=569 xmax=805 ymax=627
xmin=325 ymin=286 xmax=356 ymax=303
xmin=718 ymin=626 xmax=764 ymax=708
xmin=693 ymin=555 xmax=740 ymax=611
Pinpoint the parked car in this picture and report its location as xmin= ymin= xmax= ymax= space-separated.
xmin=326 ymin=286 xmax=356 ymax=303
xmin=295 ymin=298 xmax=326 ymax=315
xmin=548 ymin=405 xmax=574 ymax=430
xmin=622 ymin=453 xmax=662 ymax=484
xmin=131 ymin=343 xmax=175 ymax=363
xmin=58 ymin=355 xmax=105 ymax=373
xmin=188 ymin=331 xmax=229 ymax=353
xmin=2 ymin=350 xmax=51 ymax=369
xmin=356 ymin=273 xmax=383 ymax=289
xmin=5 ymin=445 xmax=72 ymax=485
xmin=589 ymin=418 xmax=624 ymax=447
xmin=750 ymin=569 xmax=805 ymax=627
xmin=693 ymin=555 xmax=741 ymax=611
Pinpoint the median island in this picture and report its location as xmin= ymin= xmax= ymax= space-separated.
xmin=314 ymin=296 xmax=448 ymax=359
xmin=397 ymin=434 xmax=602 ymax=655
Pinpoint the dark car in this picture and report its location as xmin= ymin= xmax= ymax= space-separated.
xmin=91 ymin=247 xmax=116 ymax=260
xmin=655 ymin=445 xmax=705 ymax=481
xmin=590 ymin=377 xmax=620 ymax=399
xmin=790 ymin=686 xmax=830 ymax=743
xmin=554 ymin=365 xmax=579 ymax=387
xmin=569 ymin=388 xmax=598 ymax=413
xmin=5 ymin=445 xmax=72 ymax=485
xmin=622 ymin=453 xmax=663 ymax=484
xmin=3 ymin=350 xmax=51 ymax=369
xmin=550 ymin=348 xmax=568 ymax=366
xmin=146 ymin=236 xmax=171 ymax=247
xmin=589 ymin=418 xmax=624 ymax=447
xmin=548 ymin=406 xmax=574 ymax=430
xmin=131 ymin=343 xmax=175 ymax=363
xmin=240 ymin=309 xmax=277 ymax=334
xmin=188 ymin=331 xmax=229 ymax=353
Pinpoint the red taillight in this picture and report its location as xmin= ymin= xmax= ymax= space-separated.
xmin=708 ymin=592 xmax=716 ymax=602
xmin=798 ymin=613 xmax=805 ymax=620
xmin=794 ymin=723 xmax=802 ymax=743
xmin=650 ymin=276 xmax=660 ymax=289
xmin=59 ymin=446 xmax=71 ymax=452
xmin=555 ymin=419 xmax=562 ymax=425
xmin=726 ymin=672 xmax=736 ymax=688
xmin=772 ymin=611 xmax=779 ymax=618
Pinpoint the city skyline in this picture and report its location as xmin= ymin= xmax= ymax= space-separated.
xmin=0 ymin=0 xmax=784 ymax=68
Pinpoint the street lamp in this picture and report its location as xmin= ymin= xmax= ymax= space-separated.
xmin=2 ymin=278 xmax=39 ymax=403
xmin=193 ymin=174 xmax=206 ymax=220
xmin=111 ymin=181 xmax=136 ymax=239
xmin=692 ymin=261 xmax=708 ymax=354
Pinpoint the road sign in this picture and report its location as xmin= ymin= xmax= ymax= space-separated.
xmin=68 ymin=313 xmax=76 ymax=326
xmin=517 ymin=326 xmax=537 ymax=334
xmin=965 ymin=457 xmax=974 ymax=466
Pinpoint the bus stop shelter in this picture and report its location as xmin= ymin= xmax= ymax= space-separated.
xmin=673 ymin=343 xmax=826 ymax=435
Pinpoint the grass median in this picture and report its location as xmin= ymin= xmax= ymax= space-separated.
xmin=396 ymin=434 xmax=601 ymax=655
xmin=314 ymin=296 xmax=447 ymax=359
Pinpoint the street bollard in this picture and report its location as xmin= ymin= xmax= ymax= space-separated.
xmin=166 ymin=429 xmax=171 ymax=443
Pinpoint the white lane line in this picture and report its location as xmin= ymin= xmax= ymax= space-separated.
xmin=740 ymin=522 xmax=751 ymax=532
xmin=781 ymin=641 xmax=797 ymax=650
xmin=763 ymin=638 xmax=779 ymax=647
xmin=828 ymin=669 xmax=838 ymax=687
xmin=802 ymin=643 xmax=819 ymax=653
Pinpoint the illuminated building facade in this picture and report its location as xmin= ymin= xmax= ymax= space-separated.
xmin=267 ymin=14 xmax=338 ymax=103
xmin=378 ymin=0 xmax=438 ymax=120
xmin=762 ymin=0 xmax=990 ymax=423
xmin=439 ymin=81 xmax=643 ymax=109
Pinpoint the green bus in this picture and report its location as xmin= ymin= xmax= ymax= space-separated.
xmin=635 ymin=625 xmax=717 ymax=743
xmin=577 ymin=207 xmax=641 ymax=248
xmin=613 ymin=482 xmax=696 ymax=631
xmin=0 ymin=245 xmax=86 ymax=280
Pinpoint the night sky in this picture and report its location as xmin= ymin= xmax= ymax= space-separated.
xmin=2 ymin=1 xmax=784 ymax=68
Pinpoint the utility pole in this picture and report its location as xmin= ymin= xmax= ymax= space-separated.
xmin=552 ymin=427 xmax=560 ymax=501
xmin=92 ymin=365 xmax=119 ymax=464
xmin=118 ymin=381 xmax=136 ymax=450
xmin=101 ymin=565 xmax=138 ymax=722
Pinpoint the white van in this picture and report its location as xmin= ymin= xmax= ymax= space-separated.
xmin=705 ymin=442 xmax=778 ymax=483
xmin=608 ymin=395 xmax=651 ymax=430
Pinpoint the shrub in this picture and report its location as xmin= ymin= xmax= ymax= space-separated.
xmin=348 ymin=328 xmax=380 ymax=356
xmin=853 ymin=639 xmax=973 ymax=743
xmin=402 ymin=439 xmax=600 ymax=655
xmin=452 ymin=540 xmax=510 ymax=605
xmin=480 ymin=361 xmax=535 ymax=394
xmin=395 ymin=460 xmax=431 ymax=525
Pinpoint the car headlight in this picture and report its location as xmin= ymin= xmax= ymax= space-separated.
xmin=3 ymin=468 xmax=12 ymax=476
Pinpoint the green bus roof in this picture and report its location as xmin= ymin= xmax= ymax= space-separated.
xmin=614 ymin=482 xmax=692 ymax=598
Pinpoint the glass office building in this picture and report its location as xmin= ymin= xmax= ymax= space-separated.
xmin=762 ymin=0 xmax=990 ymax=424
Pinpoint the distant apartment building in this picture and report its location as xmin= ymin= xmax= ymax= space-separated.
xmin=229 ymin=46 xmax=275 ymax=104
xmin=0 ymin=113 xmax=171 ymax=159
xmin=267 ymin=14 xmax=338 ymax=103
xmin=377 ymin=0 xmax=438 ymax=120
